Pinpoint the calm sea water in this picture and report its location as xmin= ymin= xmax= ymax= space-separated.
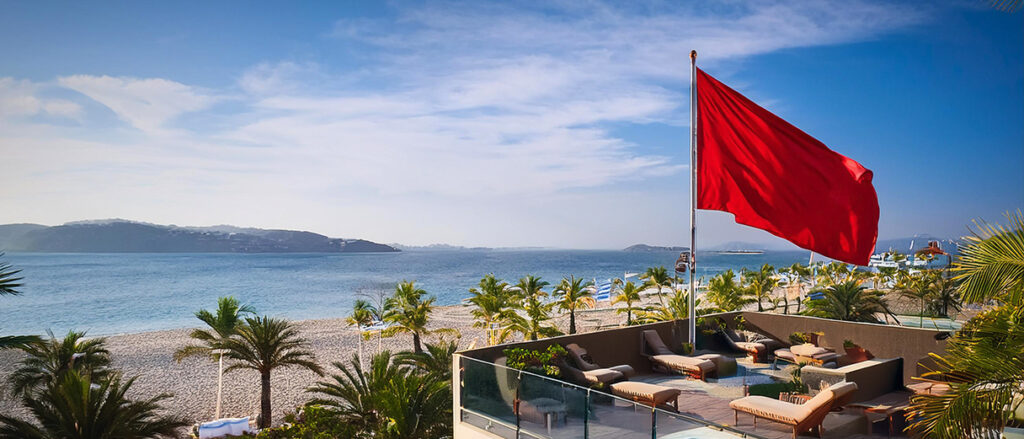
xmin=1 ymin=250 xmax=810 ymax=335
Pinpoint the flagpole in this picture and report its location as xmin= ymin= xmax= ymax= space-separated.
xmin=688 ymin=50 xmax=698 ymax=348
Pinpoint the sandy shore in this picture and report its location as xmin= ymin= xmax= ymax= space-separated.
xmin=0 ymin=301 xmax=636 ymax=427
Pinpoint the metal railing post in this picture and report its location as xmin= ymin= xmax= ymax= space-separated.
xmin=584 ymin=388 xmax=590 ymax=438
xmin=651 ymin=406 xmax=657 ymax=439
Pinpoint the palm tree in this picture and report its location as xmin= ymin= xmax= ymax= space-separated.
xmin=220 ymin=316 xmax=323 ymax=428
xmin=872 ymin=265 xmax=899 ymax=290
xmin=0 ymin=372 xmax=187 ymax=438
xmin=553 ymin=275 xmax=595 ymax=334
xmin=897 ymin=271 xmax=934 ymax=327
xmin=0 ymin=253 xmax=38 ymax=350
xmin=742 ymin=264 xmax=778 ymax=312
xmin=308 ymin=350 xmax=451 ymax=439
xmin=640 ymin=266 xmax=673 ymax=297
xmin=500 ymin=276 xmax=561 ymax=342
xmin=636 ymin=287 xmax=698 ymax=323
xmin=8 ymin=330 xmax=111 ymax=397
xmin=466 ymin=274 xmax=516 ymax=344
xmin=928 ymin=273 xmax=961 ymax=318
xmin=908 ymin=212 xmax=1024 ymax=438
xmin=802 ymin=281 xmax=895 ymax=323
xmin=706 ymin=269 xmax=752 ymax=312
xmin=395 ymin=339 xmax=459 ymax=382
xmin=345 ymin=299 xmax=380 ymax=328
xmin=173 ymin=296 xmax=254 ymax=419
xmin=611 ymin=281 xmax=642 ymax=325
xmin=382 ymin=281 xmax=456 ymax=354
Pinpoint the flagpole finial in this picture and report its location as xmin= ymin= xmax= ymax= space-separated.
xmin=690 ymin=50 xmax=697 ymax=62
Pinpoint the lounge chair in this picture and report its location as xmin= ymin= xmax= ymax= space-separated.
xmin=641 ymin=330 xmax=715 ymax=380
xmin=565 ymin=343 xmax=636 ymax=378
xmin=721 ymin=328 xmax=782 ymax=362
xmin=775 ymin=343 xmax=839 ymax=368
xmin=609 ymin=381 xmax=681 ymax=412
xmin=729 ymin=381 xmax=858 ymax=439
xmin=555 ymin=357 xmax=627 ymax=387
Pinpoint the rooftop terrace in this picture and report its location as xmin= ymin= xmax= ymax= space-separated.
xmin=452 ymin=312 xmax=951 ymax=439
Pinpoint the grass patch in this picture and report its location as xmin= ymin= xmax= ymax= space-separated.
xmin=747 ymin=382 xmax=801 ymax=399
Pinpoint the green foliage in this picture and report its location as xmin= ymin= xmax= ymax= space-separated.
xmin=843 ymin=339 xmax=856 ymax=349
xmin=907 ymin=212 xmax=1024 ymax=438
xmin=382 ymin=281 xmax=457 ymax=353
xmin=221 ymin=316 xmax=323 ymax=428
xmin=174 ymin=296 xmax=255 ymax=362
xmin=747 ymin=381 xmax=805 ymax=399
xmin=503 ymin=345 xmax=566 ymax=377
xmin=0 ymin=371 xmax=188 ymax=439
xmin=306 ymin=349 xmax=451 ymax=439
xmin=742 ymin=264 xmax=778 ymax=312
xmin=789 ymin=332 xmax=810 ymax=345
xmin=705 ymin=269 xmax=752 ymax=312
xmin=955 ymin=211 xmax=1024 ymax=304
xmin=255 ymin=405 xmax=360 ymax=439
xmin=610 ymin=281 xmax=642 ymax=325
xmin=466 ymin=274 xmax=516 ymax=332
xmin=8 ymin=330 xmax=111 ymax=397
xmin=346 ymin=299 xmax=380 ymax=328
xmin=553 ymin=275 xmax=594 ymax=334
xmin=0 ymin=253 xmax=38 ymax=350
xmin=499 ymin=276 xmax=562 ymax=342
xmin=801 ymin=281 xmax=895 ymax=323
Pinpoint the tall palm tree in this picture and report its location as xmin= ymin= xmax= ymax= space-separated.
xmin=908 ymin=212 xmax=1024 ymax=438
xmin=611 ymin=281 xmax=642 ymax=325
xmin=382 ymin=281 xmax=455 ymax=354
xmin=0 ymin=372 xmax=188 ymax=439
xmin=345 ymin=299 xmax=380 ymax=328
xmin=802 ymin=281 xmax=895 ymax=323
xmin=706 ymin=269 xmax=752 ymax=312
xmin=928 ymin=273 xmax=961 ymax=318
xmin=553 ymin=275 xmax=595 ymax=334
xmin=743 ymin=264 xmax=778 ymax=312
xmin=173 ymin=296 xmax=255 ymax=419
xmin=0 ymin=253 xmax=38 ymax=350
xmin=8 ymin=330 xmax=111 ymax=397
xmin=873 ymin=266 xmax=900 ymax=290
xmin=466 ymin=274 xmax=515 ymax=344
xmin=897 ymin=271 xmax=934 ymax=327
xmin=220 ymin=316 xmax=323 ymax=428
xmin=500 ymin=276 xmax=561 ymax=342
xmin=308 ymin=350 xmax=451 ymax=439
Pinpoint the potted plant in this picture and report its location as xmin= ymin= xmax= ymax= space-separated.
xmin=842 ymin=339 xmax=873 ymax=363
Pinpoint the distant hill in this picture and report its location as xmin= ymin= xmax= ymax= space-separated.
xmin=0 ymin=221 xmax=398 ymax=253
xmin=623 ymin=244 xmax=689 ymax=252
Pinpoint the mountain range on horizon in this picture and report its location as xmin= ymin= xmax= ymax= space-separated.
xmin=0 ymin=219 xmax=959 ymax=255
xmin=0 ymin=220 xmax=398 ymax=253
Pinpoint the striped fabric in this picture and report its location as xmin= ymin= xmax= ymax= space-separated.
xmin=594 ymin=280 xmax=612 ymax=301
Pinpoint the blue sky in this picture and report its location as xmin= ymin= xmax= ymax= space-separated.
xmin=0 ymin=1 xmax=1021 ymax=249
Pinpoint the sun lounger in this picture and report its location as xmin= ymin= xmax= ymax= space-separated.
xmin=775 ymin=343 xmax=839 ymax=368
xmin=609 ymin=381 xmax=681 ymax=412
xmin=198 ymin=417 xmax=254 ymax=439
xmin=641 ymin=330 xmax=715 ymax=380
xmin=565 ymin=343 xmax=636 ymax=378
xmin=721 ymin=328 xmax=782 ymax=362
xmin=729 ymin=381 xmax=858 ymax=439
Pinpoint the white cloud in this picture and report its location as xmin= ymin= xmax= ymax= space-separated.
xmin=1 ymin=1 xmax=930 ymax=247
xmin=0 ymin=78 xmax=81 ymax=118
xmin=57 ymin=75 xmax=217 ymax=134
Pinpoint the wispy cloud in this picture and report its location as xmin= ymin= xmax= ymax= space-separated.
xmin=0 ymin=0 xmax=928 ymax=246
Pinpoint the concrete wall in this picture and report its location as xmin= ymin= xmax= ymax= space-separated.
xmin=735 ymin=312 xmax=949 ymax=384
xmin=457 ymin=318 xmax=706 ymax=375
xmin=457 ymin=312 xmax=949 ymax=385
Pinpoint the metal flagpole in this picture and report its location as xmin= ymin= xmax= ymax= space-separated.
xmin=688 ymin=50 xmax=698 ymax=348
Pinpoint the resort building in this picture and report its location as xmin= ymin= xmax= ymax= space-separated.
xmin=452 ymin=312 xmax=949 ymax=439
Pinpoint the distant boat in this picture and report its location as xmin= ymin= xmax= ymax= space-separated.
xmin=716 ymin=250 xmax=764 ymax=255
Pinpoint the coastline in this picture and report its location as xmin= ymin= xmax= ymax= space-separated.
xmin=0 ymin=302 xmax=635 ymax=426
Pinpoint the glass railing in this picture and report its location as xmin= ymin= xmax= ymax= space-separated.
xmin=456 ymin=354 xmax=768 ymax=439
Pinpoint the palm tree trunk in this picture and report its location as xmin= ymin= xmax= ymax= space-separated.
xmin=569 ymin=309 xmax=576 ymax=334
xmin=259 ymin=370 xmax=272 ymax=428
xmin=413 ymin=331 xmax=423 ymax=354
xmin=757 ymin=295 xmax=764 ymax=312
xmin=626 ymin=308 xmax=632 ymax=326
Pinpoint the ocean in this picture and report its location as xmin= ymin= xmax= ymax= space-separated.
xmin=1 ymin=250 xmax=811 ymax=336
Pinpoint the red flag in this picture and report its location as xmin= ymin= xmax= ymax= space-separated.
xmin=696 ymin=68 xmax=878 ymax=265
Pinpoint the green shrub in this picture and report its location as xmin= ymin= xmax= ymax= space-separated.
xmin=788 ymin=332 xmax=809 ymax=345
xmin=255 ymin=405 xmax=359 ymax=439
xmin=504 ymin=345 xmax=566 ymax=377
